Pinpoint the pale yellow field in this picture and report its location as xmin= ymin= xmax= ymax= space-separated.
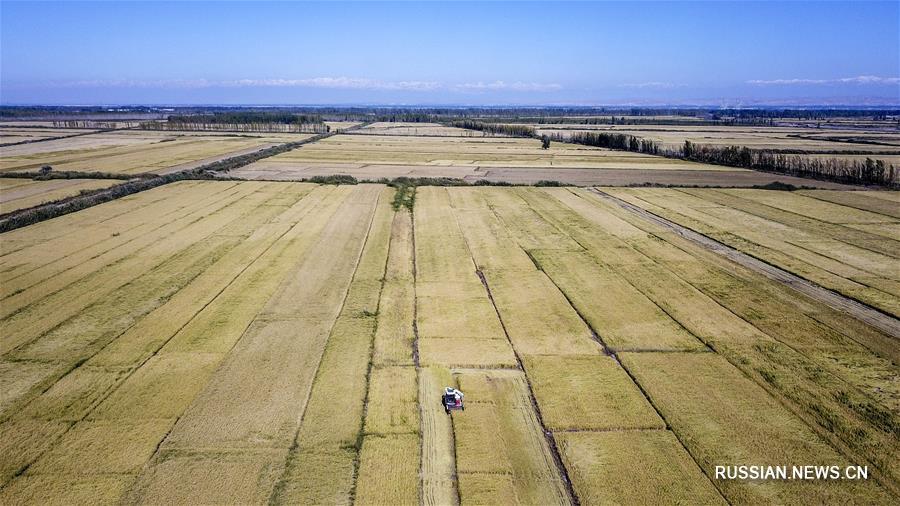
xmin=1 ymin=182 xmax=897 ymax=504
xmin=536 ymin=124 xmax=900 ymax=154
xmin=355 ymin=121 xmax=476 ymax=136
xmin=0 ymin=130 xmax=312 ymax=175
xmin=0 ymin=127 xmax=97 ymax=144
xmin=324 ymin=120 xmax=362 ymax=131
xmin=265 ymin=134 xmax=737 ymax=169
xmin=605 ymin=187 xmax=900 ymax=317
xmin=1 ymin=178 xmax=120 ymax=213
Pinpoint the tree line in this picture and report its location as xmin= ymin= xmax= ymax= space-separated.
xmin=680 ymin=141 xmax=896 ymax=186
xmin=51 ymin=120 xmax=129 ymax=129
xmin=167 ymin=112 xmax=323 ymax=125
xmin=550 ymin=130 xmax=896 ymax=186
xmin=139 ymin=121 xmax=328 ymax=134
xmin=546 ymin=131 xmax=661 ymax=154
xmin=447 ymin=120 xmax=535 ymax=137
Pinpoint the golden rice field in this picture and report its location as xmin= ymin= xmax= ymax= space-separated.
xmin=535 ymin=124 xmax=900 ymax=166
xmin=226 ymin=133 xmax=817 ymax=187
xmin=0 ymin=128 xmax=98 ymax=144
xmin=535 ymin=124 xmax=900 ymax=152
xmin=0 ymin=130 xmax=313 ymax=175
xmin=324 ymin=121 xmax=363 ymax=132
xmin=1 ymin=178 xmax=120 ymax=213
xmin=255 ymin=134 xmax=734 ymax=170
xmin=1 ymin=180 xmax=897 ymax=504
xmin=605 ymin=188 xmax=900 ymax=317
xmin=354 ymin=122 xmax=479 ymax=136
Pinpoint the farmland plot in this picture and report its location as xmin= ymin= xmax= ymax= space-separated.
xmin=621 ymin=352 xmax=892 ymax=504
xmin=414 ymin=187 xmax=516 ymax=369
xmin=544 ymin=187 xmax=900 ymax=492
xmin=354 ymin=122 xmax=474 ymax=136
xmin=1 ymin=182 xmax=897 ymax=505
xmin=230 ymin=131 xmax=779 ymax=185
xmin=556 ymin=431 xmax=724 ymax=505
xmin=452 ymin=369 xmax=569 ymax=506
xmin=463 ymin=185 xmax=898 ymax=498
xmin=0 ymin=182 xmax=389 ymax=504
xmin=0 ymin=130 xmax=310 ymax=175
xmin=0 ymin=127 xmax=97 ymax=144
xmin=797 ymin=190 xmax=900 ymax=219
xmin=0 ymin=177 xmax=119 ymax=213
xmin=131 ymin=187 xmax=383 ymax=502
xmin=271 ymin=189 xmax=394 ymax=505
xmin=605 ymin=187 xmax=900 ymax=316
xmin=535 ymin=124 xmax=900 ymax=164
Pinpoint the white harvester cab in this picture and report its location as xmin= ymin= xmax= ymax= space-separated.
xmin=442 ymin=386 xmax=465 ymax=414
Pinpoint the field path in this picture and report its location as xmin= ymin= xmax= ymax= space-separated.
xmin=590 ymin=188 xmax=900 ymax=339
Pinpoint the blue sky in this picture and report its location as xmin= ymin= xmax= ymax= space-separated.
xmin=1 ymin=1 xmax=898 ymax=106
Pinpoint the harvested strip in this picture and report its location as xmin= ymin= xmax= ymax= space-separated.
xmin=458 ymin=473 xmax=517 ymax=506
xmin=12 ymin=186 xmax=349 ymax=504
xmin=268 ymin=317 xmax=373 ymax=505
xmin=149 ymin=187 xmax=349 ymax=355
xmin=452 ymin=369 xmax=570 ymax=506
xmin=419 ymin=366 xmax=459 ymax=506
xmin=289 ymin=318 xmax=375 ymax=450
xmin=271 ymin=450 xmax=356 ymax=505
xmin=86 ymin=186 xmax=331 ymax=368
xmin=9 ymin=233 xmax=242 ymax=363
xmin=130 ymin=186 xmax=380 ymax=503
xmin=0 ymin=235 xmax=241 ymax=420
xmin=26 ymin=418 xmax=174 ymax=475
xmin=0 ymin=186 xmax=326 ymax=486
xmin=522 ymin=355 xmax=663 ymax=431
xmin=556 ymin=431 xmax=724 ymax=505
xmin=614 ymin=188 xmax=900 ymax=314
xmin=585 ymin=189 xmax=900 ymax=399
xmin=476 ymin=187 xmax=581 ymax=251
xmin=620 ymin=352 xmax=893 ymax=504
xmin=1 ymin=185 xmax=300 ymax=373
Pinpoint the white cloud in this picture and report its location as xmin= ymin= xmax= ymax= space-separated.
xmin=219 ymin=78 xmax=442 ymax=91
xmin=748 ymin=75 xmax=900 ymax=85
xmin=617 ymin=82 xmax=685 ymax=89
xmin=453 ymin=80 xmax=562 ymax=92
xmin=33 ymin=77 xmax=561 ymax=92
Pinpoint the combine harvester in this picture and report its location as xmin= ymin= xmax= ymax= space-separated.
xmin=442 ymin=386 xmax=465 ymax=414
